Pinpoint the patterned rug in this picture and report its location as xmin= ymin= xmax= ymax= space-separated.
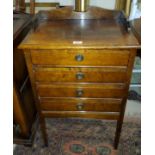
xmin=14 ymin=118 xmax=141 ymax=155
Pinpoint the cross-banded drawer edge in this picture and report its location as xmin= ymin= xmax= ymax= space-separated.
xmin=36 ymin=83 xmax=126 ymax=98
xmin=33 ymin=66 xmax=128 ymax=83
xmin=41 ymin=111 xmax=120 ymax=120
xmin=30 ymin=49 xmax=130 ymax=66
xmin=39 ymin=97 xmax=122 ymax=112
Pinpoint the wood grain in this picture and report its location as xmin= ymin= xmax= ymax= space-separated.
xmin=42 ymin=111 xmax=120 ymax=120
xmin=18 ymin=7 xmax=140 ymax=50
xmin=36 ymin=83 xmax=126 ymax=98
xmin=34 ymin=67 xmax=127 ymax=83
xmin=31 ymin=49 xmax=130 ymax=66
xmin=39 ymin=98 xmax=122 ymax=112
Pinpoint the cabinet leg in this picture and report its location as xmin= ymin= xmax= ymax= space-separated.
xmin=114 ymin=120 xmax=123 ymax=149
xmin=40 ymin=117 xmax=48 ymax=147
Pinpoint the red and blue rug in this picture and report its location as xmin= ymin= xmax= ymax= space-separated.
xmin=14 ymin=118 xmax=140 ymax=155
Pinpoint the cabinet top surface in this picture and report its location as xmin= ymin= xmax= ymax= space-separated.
xmin=19 ymin=7 xmax=140 ymax=49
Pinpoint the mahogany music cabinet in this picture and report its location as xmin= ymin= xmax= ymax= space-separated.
xmin=19 ymin=6 xmax=140 ymax=149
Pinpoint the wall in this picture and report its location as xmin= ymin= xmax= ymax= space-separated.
xmin=25 ymin=0 xmax=116 ymax=9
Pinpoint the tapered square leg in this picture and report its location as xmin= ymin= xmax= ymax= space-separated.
xmin=114 ymin=120 xmax=122 ymax=150
xmin=114 ymin=120 xmax=123 ymax=149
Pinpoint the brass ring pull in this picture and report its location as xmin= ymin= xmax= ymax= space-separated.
xmin=76 ymin=103 xmax=84 ymax=111
xmin=76 ymin=72 xmax=85 ymax=80
xmin=75 ymin=54 xmax=84 ymax=61
xmin=76 ymin=89 xmax=84 ymax=97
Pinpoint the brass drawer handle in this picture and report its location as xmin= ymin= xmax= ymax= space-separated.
xmin=76 ymin=89 xmax=84 ymax=97
xmin=76 ymin=72 xmax=85 ymax=80
xmin=75 ymin=54 xmax=84 ymax=61
xmin=76 ymin=103 xmax=84 ymax=111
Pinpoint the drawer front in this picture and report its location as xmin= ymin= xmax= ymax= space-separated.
xmin=37 ymin=84 xmax=126 ymax=98
xmin=41 ymin=111 xmax=120 ymax=120
xmin=31 ymin=49 xmax=130 ymax=66
xmin=34 ymin=67 xmax=127 ymax=83
xmin=40 ymin=98 xmax=122 ymax=112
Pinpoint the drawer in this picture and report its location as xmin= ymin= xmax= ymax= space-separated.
xmin=36 ymin=83 xmax=126 ymax=98
xmin=39 ymin=98 xmax=122 ymax=112
xmin=31 ymin=49 xmax=130 ymax=66
xmin=41 ymin=111 xmax=120 ymax=120
xmin=34 ymin=67 xmax=127 ymax=83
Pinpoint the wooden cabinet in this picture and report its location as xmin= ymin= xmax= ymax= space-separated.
xmin=13 ymin=11 xmax=37 ymax=145
xmin=19 ymin=7 xmax=140 ymax=149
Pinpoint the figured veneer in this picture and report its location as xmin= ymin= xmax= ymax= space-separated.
xmin=36 ymin=83 xmax=126 ymax=98
xmin=34 ymin=67 xmax=127 ymax=83
xmin=39 ymin=98 xmax=122 ymax=112
xmin=31 ymin=50 xmax=130 ymax=66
